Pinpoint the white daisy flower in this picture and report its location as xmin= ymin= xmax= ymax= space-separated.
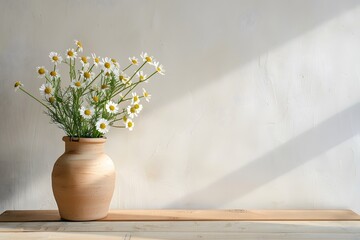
xmin=39 ymin=83 xmax=54 ymax=97
xmin=129 ymin=56 xmax=138 ymax=65
xmin=100 ymin=84 xmax=109 ymax=92
xmin=45 ymin=95 xmax=56 ymax=104
xmin=112 ymin=68 xmax=120 ymax=77
xmin=49 ymin=70 xmax=60 ymax=78
xmin=153 ymin=61 xmax=165 ymax=75
xmin=118 ymin=72 xmax=132 ymax=86
xmin=70 ymin=79 xmax=85 ymax=89
xmin=127 ymin=105 xmax=138 ymax=118
xmin=125 ymin=79 xmax=132 ymax=87
xmin=79 ymin=56 xmax=90 ymax=67
xmin=14 ymin=81 xmax=23 ymax=92
xmin=111 ymin=58 xmax=120 ymax=69
xmin=133 ymin=103 xmax=143 ymax=114
xmin=96 ymin=118 xmax=110 ymax=134
xmin=142 ymin=88 xmax=151 ymax=102
xmin=79 ymin=106 xmax=95 ymax=119
xmin=37 ymin=66 xmax=47 ymax=78
xmin=66 ymin=48 xmax=77 ymax=60
xmin=49 ymin=52 xmax=63 ymax=65
xmin=122 ymin=115 xmax=128 ymax=123
xmin=103 ymin=71 xmax=113 ymax=79
xmin=92 ymin=95 xmax=99 ymax=103
xmin=140 ymin=52 xmax=154 ymax=64
xmin=136 ymin=71 xmax=147 ymax=82
xmin=125 ymin=119 xmax=134 ymax=131
xmin=91 ymin=53 xmax=101 ymax=67
xmin=131 ymin=92 xmax=140 ymax=104
xmin=91 ymin=85 xmax=99 ymax=92
xmin=79 ymin=70 xmax=95 ymax=82
xmin=105 ymin=101 xmax=119 ymax=114
xmin=74 ymin=40 xmax=83 ymax=52
xmin=119 ymin=72 xmax=129 ymax=83
xmin=101 ymin=57 xmax=114 ymax=74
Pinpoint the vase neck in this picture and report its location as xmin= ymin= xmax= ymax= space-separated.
xmin=63 ymin=137 xmax=106 ymax=154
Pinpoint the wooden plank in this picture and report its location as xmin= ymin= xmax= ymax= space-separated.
xmin=0 ymin=232 xmax=360 ymax=240
xmin=1 ymin=209 xmax=360 ymax=222
xmin=0 ymin=232 xmax=127 ymax=240
xmin=1 ymin=221 xmax=360 ymax=233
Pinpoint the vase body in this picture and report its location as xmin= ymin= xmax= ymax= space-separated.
xmin=52 ymin=137 xmax=115 ymax=221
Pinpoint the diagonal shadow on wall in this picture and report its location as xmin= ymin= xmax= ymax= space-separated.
xmin=168 ymin=102 xmax=360 ymax=208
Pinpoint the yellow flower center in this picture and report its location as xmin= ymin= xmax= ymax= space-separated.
xmin=50 ymin=71 xmax=57 ymax=77
xmin=132 ymin=59 xmax=138 ymax=64
xmin=101 ymin=84 xmax=108 ymax=89
xmin=145 ymin=56 xmax=152 ymax=62
xmin=100 ymin=123 xmax=106 ymax=129
xmin=75 ymin=81 xmax=81 ymax=87
xmin=14 ymin=82 xmax=21 ymax=88
xmin=123 ymin=116 xmax=128 ymax=122
xmin=133 ymin=96 xmax=139 ymax=102
xmin=93 ymin=96 xmax=99 ymax=102
xmin=111 ymin=58 xmax=117 ymax=63
xmin=130 ymin=107 xmax=136 ymax=113
xmin=144 ymin=92 xmax=148 ymax=97
xmin=95 ymin=57 xmax=100 ymax=63
xmin=104 ymin=62 xmax=111 ymax=69
xmin=52 ymin=56 xmax=59 ymax=61
xmin=44 ymin=87 xmax=52 ymax=94
xmin=105 ymin=72 xmax=110 ymax=76
xmin=140 ymin=75 xmax=145 ymax=81
xmin=84 ymin=72 xmax=91 ymax=79
xmin=76 ymin=41 xmax=82 ymax=48
xmin=67 ymin=50 xmax=74 ymax=57
xmin=49 ymin=97 xmax=55 ymax=103
xmin=109 ymin=105 xmax=115 ymax=111
xmin=156 ymin=67 xmax=161 ymax=72
xmin=81 ymin=56 xmax=88 ymax=63
xmin=134 ymin=104 xmax=140 ymax=109
xmin=119 ymin=75 xmax=124 ymax=81
xmin=84 ymin=109 xmax=91 ymax=116
xmin=38 ymin=68 xmax=45 ymax=75
xmin=127 ymin=121 xmax=133 ymax=128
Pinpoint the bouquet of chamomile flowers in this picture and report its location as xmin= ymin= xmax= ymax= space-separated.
xmin=14 ymin=40 xmax=165 ymax=137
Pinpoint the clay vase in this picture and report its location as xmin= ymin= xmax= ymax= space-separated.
xmin=52 ymin=137 xmax=115 ymax=221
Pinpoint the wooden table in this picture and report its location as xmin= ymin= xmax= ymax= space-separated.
xmin=1 ymin=209 xmax=360 ymax=239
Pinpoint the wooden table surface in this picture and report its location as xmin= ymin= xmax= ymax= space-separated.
xmin=1 ymin=209 xmax=360 ymax=239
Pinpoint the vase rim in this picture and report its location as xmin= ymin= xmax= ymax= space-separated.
xmin=62 ymin=136 xmax=107 ymax=143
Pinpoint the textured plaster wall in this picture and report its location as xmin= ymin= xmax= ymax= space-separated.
xmin=1 ymin=0 xmax=360 ymax=213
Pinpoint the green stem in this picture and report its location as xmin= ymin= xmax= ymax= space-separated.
xmin=111 ymin=62 xmax=146 ymax=98
xmin=119 ymin=71 xmax=157 ymax=103
xmin=69 ymin=58 xmax=73 ymax=80
xmin=73 ymin=58 xmax=76 ymax=79
xmin=122 ymin=64 xmax=132 ymax=72
xmin=111 ymin=116 xmax=126 ymax=123
xmin=81 ymin=71 xmax=103 ymax=95
xmin=45 ymin=76 xmax=51 ymax=83
xmin=111 ymin=125 xmax=125 ymax=128
xmin=88 ymin=64 xmax=95 ymax=72
xmin=19 ymin=88 xmax=52 ymax=111
xmin=129 ymin=62 xmax=146 ymax=82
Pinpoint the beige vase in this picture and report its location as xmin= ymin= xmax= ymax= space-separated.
xmin=52 ymin=137 xmax=115 ymax=221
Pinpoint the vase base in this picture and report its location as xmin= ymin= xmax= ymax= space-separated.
xmin=59 ymin=213 xmax=108 ymax=221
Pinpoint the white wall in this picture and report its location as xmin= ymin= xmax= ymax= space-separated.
xmin=1 ymin=0 xmax=360 ymax=213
